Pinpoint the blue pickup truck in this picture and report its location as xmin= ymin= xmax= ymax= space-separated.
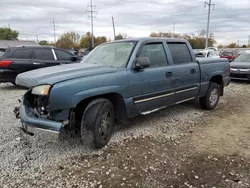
xmin=15 ymin=38 xmax=230 ymax=149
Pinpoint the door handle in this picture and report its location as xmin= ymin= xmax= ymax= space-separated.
xmin=165 ymin=72 xmax=173 ymax=78
xmin=191 ymin=69 xmax=196 ymax=74
xmin=33 ymin=62 xmax=41 ymax=65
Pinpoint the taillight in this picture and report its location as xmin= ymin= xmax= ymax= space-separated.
xmin=0 ymin=60 xmax=13 ymax=68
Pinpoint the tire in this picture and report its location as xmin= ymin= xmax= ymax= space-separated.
xmin=80 ymin=98 xmax=114 ymax=149
xmin=199 ymin=82 xmax=220 ymax=110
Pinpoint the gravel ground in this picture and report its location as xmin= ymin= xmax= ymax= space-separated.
xmin=1 ymin=82 xmax=250 ymax=187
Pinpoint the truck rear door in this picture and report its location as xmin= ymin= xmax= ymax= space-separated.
xmin=167 ymin=42 xmax=200 ymax=103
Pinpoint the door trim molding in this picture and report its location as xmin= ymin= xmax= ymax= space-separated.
xmin=133 ymin=86 xmax=198 ymax=104
xmin=134 ymin=92 xmax=175 ymax=104
xmin=175 ymin=87 xmax=197 ymax=94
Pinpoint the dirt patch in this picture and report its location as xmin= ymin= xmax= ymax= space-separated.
xmin=187 ymin=85 xmax=250 ymax=158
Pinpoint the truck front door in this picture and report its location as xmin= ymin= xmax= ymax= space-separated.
xmin=167 ymin=42 xmax=200 ymax=103
xmin=130 ymin=42 xmax=175 ymax=112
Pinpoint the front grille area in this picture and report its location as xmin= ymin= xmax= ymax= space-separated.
xmin=230 ymin=73 xmax=250 ymax=79
xmin=24 ymin=91 xmax=53 ymax=119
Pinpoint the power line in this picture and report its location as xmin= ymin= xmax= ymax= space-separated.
xmin=86 ymin=0 xmax=97 ymax=49
xmin=204 ymin=0 xmax=215 ymax=48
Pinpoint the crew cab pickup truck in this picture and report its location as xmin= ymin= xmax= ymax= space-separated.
xmin=14 ymin=38 xmax=230 ymax=149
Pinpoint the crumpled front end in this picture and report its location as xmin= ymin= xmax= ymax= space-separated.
xmin=15 ymin=90 xmax=66 ymax=134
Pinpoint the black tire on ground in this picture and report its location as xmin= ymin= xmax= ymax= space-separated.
xmin=80 ymin=98 xmax=114 ymax=149
xmin=199 ymin=82 xmax=220 ymax=110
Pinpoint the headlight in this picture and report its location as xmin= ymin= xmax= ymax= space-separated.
xmin=31 ymin=85 xmax=52 ymax=96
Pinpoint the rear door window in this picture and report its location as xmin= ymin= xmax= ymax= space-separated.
xmin=167 ymin=42 xmax=192 ymax=64
xmin=34 ymin=49 xmax=54 ymax=60
xmin=54 ymin=49 xmax=73 ymax=60
xmin=11 ymin=49 xmax=33 ymax=59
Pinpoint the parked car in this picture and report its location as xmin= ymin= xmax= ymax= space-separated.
xmin=0 ymin=45 xmax=80 ymax=85
xmin=195 ymin=50 xmax=220 ymax=58
xmin=230 ymin=52 xmax=250 ymax=80
xmin=220 ymin=50 xmax=238 ymax=62
xmin=14 ymin=38 xmax=230 ymax=149
xmin=205 ymin=47 xmax=217 ymax=51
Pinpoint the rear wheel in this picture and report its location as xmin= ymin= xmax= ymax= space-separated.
xmin=80 ymin=98 xmax=114 ymax=149
xmin=199 ymin=82 xmax=220 ymax=110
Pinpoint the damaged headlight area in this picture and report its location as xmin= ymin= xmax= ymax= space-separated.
xmin=26 ymin=85 xmax=53 ymax=119
xmin=31 ymin=85 xmax=51 ymax=96
xmin=32 ymin=95 xmax=53 ymax=119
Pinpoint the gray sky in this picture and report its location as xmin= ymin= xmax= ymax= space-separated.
xmin=1 ymin=0 xmax=250 ymax=46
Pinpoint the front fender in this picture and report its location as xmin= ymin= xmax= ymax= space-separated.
xmin=72 ymin=85 xmax=125 ymax=107
xmin=49 ymin=70 xmax=129 ymax=110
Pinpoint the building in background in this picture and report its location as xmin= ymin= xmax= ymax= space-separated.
xmin=0 ymin=40 xmax=38 ymax=48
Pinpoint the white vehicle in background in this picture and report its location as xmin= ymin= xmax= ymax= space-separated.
xmin=205 ymin=47 xmax=218 ymax=51
xmin=195 ymin=50 xmax=220 ymax=58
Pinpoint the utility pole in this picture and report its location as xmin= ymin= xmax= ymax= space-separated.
xmin=172 ymin=22 xmax=175 ymax=38
xmin=204 ymin=0 xmax=215 ymax=49
xmin=112 ymin=17 xmax=116 ymax=40
xmin=248 ymin=35 xmax=250 ymax=47
xmin=8 ymin=24 xmax=10 ymax=29
xmin=52 ymin=18 xmax=56 ymax=46
xmin=86 ymin=0 xmax=97 ymax=49
xmin=36 ymin=35 xmax=39 ymax=44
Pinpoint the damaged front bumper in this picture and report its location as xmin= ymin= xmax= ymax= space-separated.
xmin=14 ymin=98 xmax=63 ymax=134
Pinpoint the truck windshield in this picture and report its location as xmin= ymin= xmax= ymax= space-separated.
xmin=234 ymin=53 xmax=250 ymax=62
xmin=82 ymin=42 xmax=137 ymax=67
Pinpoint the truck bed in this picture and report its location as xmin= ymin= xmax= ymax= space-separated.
xmin=197 ymin=58 xmax=229 ymax=64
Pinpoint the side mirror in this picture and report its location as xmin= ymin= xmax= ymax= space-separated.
xmin=70 ymin=56 xmax=78 ymax=62
xmin=134 ymin=57 xmax=150 ymax=70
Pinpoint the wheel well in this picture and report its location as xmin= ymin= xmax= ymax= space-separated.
xmin=210 ymin=75 xmax=224 ymax=96
xmin=73 ymin=93 xmax=128 ymax=123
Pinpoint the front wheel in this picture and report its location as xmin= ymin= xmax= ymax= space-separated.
xmin=199 ymin=82 xmax=220 ymax=110
xmin=81 ymin=99 xmax=114 ymax=149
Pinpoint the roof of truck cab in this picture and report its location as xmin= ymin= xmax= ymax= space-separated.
xmin=111 ymin=37 xmax=188 ymax=43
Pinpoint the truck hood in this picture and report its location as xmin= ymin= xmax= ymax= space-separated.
xmin=230 ymin=62 xmax=250 ymax=69
xmin=15 ymin=63 xmax=118 ymax=88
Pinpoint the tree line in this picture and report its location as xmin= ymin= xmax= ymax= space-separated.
xmin=0 ymin=27 xmax=248 ymax=49
xmin=217 ymin=43 xmax=249 ymax=49
xmin=39 ymin=31 xmax=108 ymax=49
xmin=150 ymin=30 xmax=216 ymax=49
